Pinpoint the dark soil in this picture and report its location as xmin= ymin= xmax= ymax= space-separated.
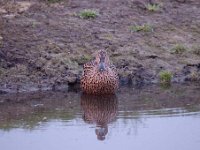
xmin=0 ymin=0 xmax=200 ymax=93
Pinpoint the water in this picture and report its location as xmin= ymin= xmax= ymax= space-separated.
xmin=0 ymin=83 xmax=200 ymax=150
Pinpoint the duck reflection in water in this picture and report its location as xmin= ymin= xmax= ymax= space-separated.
xmin=81 ymin=94 xmax=118 ymax=141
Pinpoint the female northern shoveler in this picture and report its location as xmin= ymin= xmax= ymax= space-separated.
xmin=81 ymin=50 xmax=119 ymax=94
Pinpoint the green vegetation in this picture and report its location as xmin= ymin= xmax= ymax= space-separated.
xmin=146 ymin=3 xmax=160 ymax=12
xmin=79 ymin=9 xmax=98 ymax=19
xmin=159 ymin=70 xmax=172 ymax=84
xmin=170 ymin=44 xmax=187 ymax=54
xmin=130 ymin=24 xmax=153 ymax=32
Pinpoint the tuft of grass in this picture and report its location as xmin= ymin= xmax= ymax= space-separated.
xmin=146 ymin=3 xmax=160 ymax=12
xmin=170 ymin=44 xmax=187 ymax=54
xmin=159 ymin=71 xmax=172 ymax=84
xmin=79 ymin=9 xmax=98 ymax=19
xmin=130 ymin=24 xmax=153 ymax=32
xmin=191 ymin=45 xmax=200 ymax=56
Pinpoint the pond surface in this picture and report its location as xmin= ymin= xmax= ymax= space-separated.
xmin=0 ymin=83 xmax=200 ymax=150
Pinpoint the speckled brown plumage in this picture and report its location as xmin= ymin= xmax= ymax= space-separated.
xmin=81 ymin=50 xmax=119 ymax=94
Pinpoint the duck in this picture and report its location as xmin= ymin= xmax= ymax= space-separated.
xmin=81 ymin=50 xmax=119 ymax=94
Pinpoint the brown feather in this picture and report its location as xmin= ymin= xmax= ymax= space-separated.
xmin=81 ymin=50 xmax=119 ymax=94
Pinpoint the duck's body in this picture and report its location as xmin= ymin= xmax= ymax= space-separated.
xmin=81 ymin=50 xmax=119 ymax=95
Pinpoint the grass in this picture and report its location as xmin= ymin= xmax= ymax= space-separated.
xmin=146 ymin=3 xmax=160 ymax=12
xmin=170 ymin=44 xmax=187 ymax=54
xmin=130 ymin=24 xmax=153 ymax=32
xmin=159 ymin=71 xmax=172 ymax=84
xmin=79 ymin=9 xmax=98 ymax=19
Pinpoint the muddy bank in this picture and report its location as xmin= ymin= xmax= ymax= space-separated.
xmin=0 ymin=0 xmax=200 ymax=93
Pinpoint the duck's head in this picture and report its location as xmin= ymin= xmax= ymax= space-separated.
xmin=95 ymin=50 xmax=110 ymax=72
